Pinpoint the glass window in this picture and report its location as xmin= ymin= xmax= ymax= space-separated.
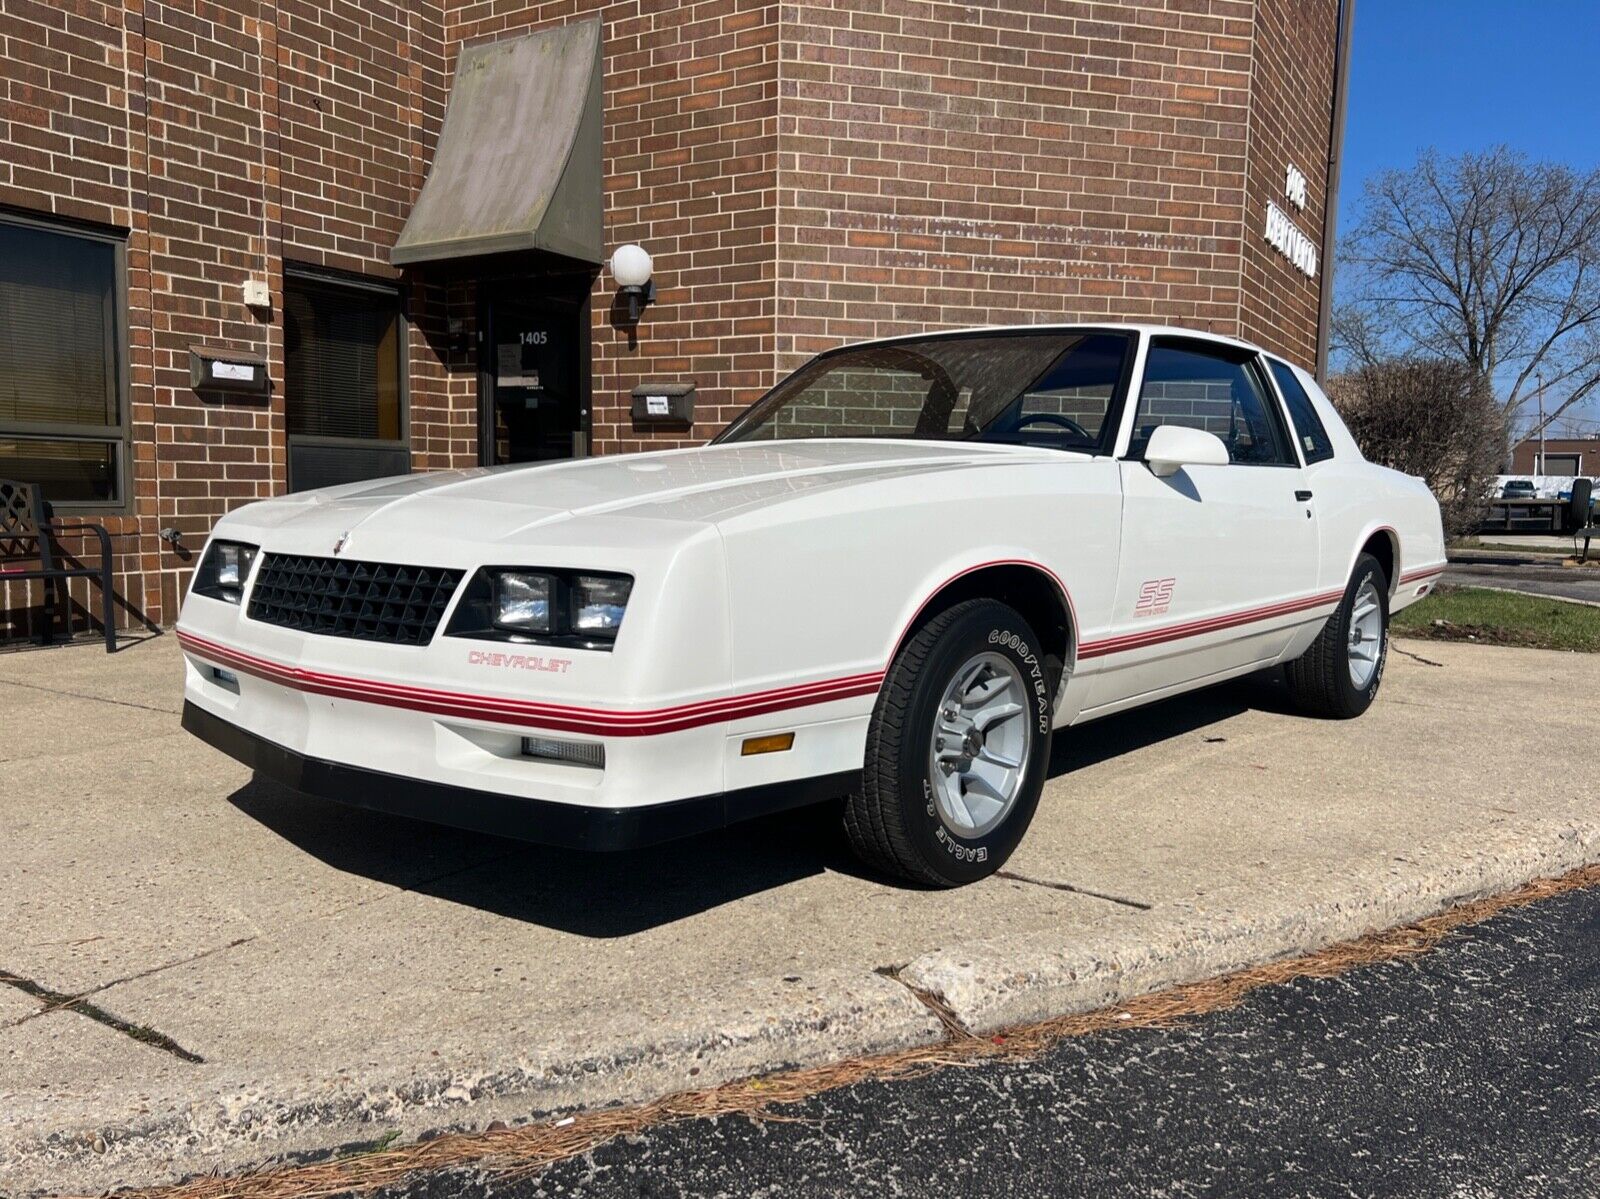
xmin=719 ymin=331 xmax=1133 ymax=454
xmin=0 ymin=217 xmax=126 ymax=506
xmin=1128 ymin=342 xmax=1291 ymax=466
xmin=1267 ymin=359 xmax=1335 ymax=464
xmin=284 ymin=270 xmax=405 ymax=490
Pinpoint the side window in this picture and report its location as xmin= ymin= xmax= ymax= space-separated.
xmin=1128 ymin=342 xmax=1291 ymax=466
xmin=1267 ymin=359 xmax=1335 ymax=464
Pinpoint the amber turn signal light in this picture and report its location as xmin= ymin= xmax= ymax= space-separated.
xmin=741 ymin=732 xmax=795 ymax=756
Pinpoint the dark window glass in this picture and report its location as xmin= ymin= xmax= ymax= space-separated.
xmin=1267 ymin=359 xmax=1335 ymax=464
xmin=0 ymin=438 xmax=117 ymax=504
xmin=0 ymin=218 xmax=125 ymax=505
xmin=718 ymin=331 xmax=1133 ymax=454
xmin=284 ymin=274 xmax=403 ymax=442
xmin=1129 ymin=343 xmax=1291 ymax=466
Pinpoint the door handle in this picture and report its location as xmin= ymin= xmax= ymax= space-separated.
xmin=1295 ymin=489 xmax=1314 ymax=502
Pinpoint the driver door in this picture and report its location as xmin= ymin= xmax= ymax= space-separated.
xmin=1087 ymin=337 xmax=1320 ymax=710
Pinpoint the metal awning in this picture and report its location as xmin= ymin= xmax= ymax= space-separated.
xmin=391 ymin=19 xmax=602 ymax=266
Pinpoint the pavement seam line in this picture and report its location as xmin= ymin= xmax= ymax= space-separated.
xmin=994 ymin=869 xmax=1154 ymax=910
xmin=0 ymin=970 xmax=205 ymax=1064
xmin=12 ymin=937 xmax=261 ymax=1019
xmin=92 ymin=861 xmax=1600 ymax=1199
xmin=0 ymin=676 xmax=183 ymax=715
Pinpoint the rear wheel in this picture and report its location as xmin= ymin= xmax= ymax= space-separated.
xmin=844 ymin=599 xmax=1053 ymax=886
xmin=1285 ymin=552 xmax=1389 ymax=719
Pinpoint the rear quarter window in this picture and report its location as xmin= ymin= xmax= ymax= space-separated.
xmin=1268 ymin=359 xmax=1335 ymax=464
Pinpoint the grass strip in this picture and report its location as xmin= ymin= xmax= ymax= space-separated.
xmin=1393 ymin=585 xmax=1600 ymax=652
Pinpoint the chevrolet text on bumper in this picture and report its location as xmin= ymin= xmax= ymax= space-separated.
xmin=178 ymin=325 xmax=1446 ymax=886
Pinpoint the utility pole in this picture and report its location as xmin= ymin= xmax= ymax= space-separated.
xmin=1537 ymin=371 xmax=1545 ymax=480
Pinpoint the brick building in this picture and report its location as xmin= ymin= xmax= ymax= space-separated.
xmin=0 ymin=0 xmax=1350 ymax=640
xmin=1508 ymin=436 xmax=1600 ymax=478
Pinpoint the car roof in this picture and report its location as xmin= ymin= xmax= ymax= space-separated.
xmin=840 ymin=323 xmax=1273 ymax=359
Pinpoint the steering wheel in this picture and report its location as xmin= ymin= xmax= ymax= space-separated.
xmin=1013 ymin=412 xmax=1091 ymax=441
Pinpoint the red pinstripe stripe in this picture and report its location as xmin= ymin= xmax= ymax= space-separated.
xmin=176 ymin=629 xmax=884 ymax=736
xmin=1077 ymin=588 xmax=1345 ymax=660
xmin=1397 ymin=565 xmax=1446 ymax=585
xmin=179 ymin=574 xmax=1380 ymax=734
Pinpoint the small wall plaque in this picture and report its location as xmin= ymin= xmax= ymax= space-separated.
xmin=630 ymin=382 xmax=695 ymax=426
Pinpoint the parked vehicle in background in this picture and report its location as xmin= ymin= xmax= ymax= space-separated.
xmin=176 ymin=326 xmax=1447 ymax=887
xmin=1503 ymin=479 xmax=1538 ymax=499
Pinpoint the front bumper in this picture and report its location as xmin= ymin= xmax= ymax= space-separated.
xmin=184 ymin=701 xmax=860 ymax=851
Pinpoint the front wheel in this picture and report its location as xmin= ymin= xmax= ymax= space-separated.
xmin=1285 ymin=552 xmax=1389 ymax=719
xmin=843 ymin=599 xmax=1053 ymax=886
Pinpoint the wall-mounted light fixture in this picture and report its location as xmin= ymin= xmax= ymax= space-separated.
xmin=609 ymin=243 xmax=655 ymax=322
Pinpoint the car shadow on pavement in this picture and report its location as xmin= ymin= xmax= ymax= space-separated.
xmin=227 ymin=779 xmax=853 ymax=937
xmin=1047 ymin=669 xmax=1297 ymax=778
xmin=227 ymin=672 xmax=1297 ymax=937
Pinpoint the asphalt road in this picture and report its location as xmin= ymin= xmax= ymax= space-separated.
xmin=1446 ymin=557 xmax=1600 ymax=604
xmin=362 ymin=885 xmax=1600 ymax=1199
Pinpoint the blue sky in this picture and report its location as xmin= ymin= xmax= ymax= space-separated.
xmin=1339 ymin=0 xmax=1600 ymax=220
xmin=1336 ymin=1 xmax=1600 ymax=433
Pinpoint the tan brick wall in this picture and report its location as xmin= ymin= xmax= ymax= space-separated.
xmin=1 ymin=0 xmax=1339 ymax=639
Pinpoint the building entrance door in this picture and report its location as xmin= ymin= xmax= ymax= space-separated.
xmin=480 ymin=286 xmax=590 ymax=464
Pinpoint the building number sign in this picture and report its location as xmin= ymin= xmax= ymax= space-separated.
xmin=1264 ymin=162 xmax=1317 ymax=280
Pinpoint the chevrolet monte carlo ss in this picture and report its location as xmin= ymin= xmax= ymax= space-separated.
xmin=177 ymin=326 xmax=1446 ymax=886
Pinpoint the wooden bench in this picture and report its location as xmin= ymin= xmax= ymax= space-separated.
xmin=0 ymin=478 xmax=116 ymax=652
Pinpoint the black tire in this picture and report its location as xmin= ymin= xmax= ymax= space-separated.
xmin=1285 ymin=552 xmax=1389 ymax=719
xmin=843 ymin=599 xmax=1053 ymax=886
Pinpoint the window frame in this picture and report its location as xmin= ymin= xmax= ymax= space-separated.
xmin=0 ymin=208 xmax=132 ymax=515
xmin=282 ymin=262 xmax=410 ymax=484
xmin=1263 ymin=355 xmax=1334 ymax=467
xmin=1120 ymin=335 xmax=1299 ymax=469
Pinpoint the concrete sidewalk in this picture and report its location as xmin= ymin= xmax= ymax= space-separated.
xmin=3 ymin=635 xmax=1599 ymax=1195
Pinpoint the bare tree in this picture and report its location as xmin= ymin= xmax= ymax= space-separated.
xmin=1328 ymin=358 xmax=1507 ymax=539
xmin=1340 ymin=148 xmax=1600 ymax=437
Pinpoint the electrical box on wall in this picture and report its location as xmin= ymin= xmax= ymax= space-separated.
xmin=190 ymin=347 xmax=270 ymax=399
xmin=630 ymin=382 xmax=695 ymax=427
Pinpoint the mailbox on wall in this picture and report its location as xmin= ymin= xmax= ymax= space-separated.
xmin=190 ymin=347 xmax=270 ymax=398
xmin=630 ymin=382 xmax=695 ymax=427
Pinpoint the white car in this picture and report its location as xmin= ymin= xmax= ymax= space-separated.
xmin=177 ymin=325 xmax=1446 ymax=886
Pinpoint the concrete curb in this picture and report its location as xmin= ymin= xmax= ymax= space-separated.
xmin=901 ymin=817 xmax=1600 ymax=1032
xmin=3 ymin=970 xmax=944 ymax=1197
xmin=16 ymin=820 xmax=1600 ymax=1197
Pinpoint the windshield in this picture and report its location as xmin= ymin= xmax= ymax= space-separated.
xmin=715 ymin=331 xmax=1134 ymax=453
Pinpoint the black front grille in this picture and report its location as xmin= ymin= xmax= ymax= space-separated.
xmin=247 ymin=554 xmax=464 ymax=646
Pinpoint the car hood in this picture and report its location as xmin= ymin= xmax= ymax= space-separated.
xmin=218 ymin=440 xmax=1074 ymax=551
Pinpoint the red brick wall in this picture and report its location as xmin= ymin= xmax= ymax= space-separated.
xmin=774 ymin=0 xmax=1257 ymax=373
xmin=1 ymin=0 xmax=1340 ymax=641
xmin=449 ymin=0 xmax=783 ymax=452
xmin=1237 ymin=0 xmax=1337 ymax=368
xmin=1 ymin=0 xmax=152 ymax=636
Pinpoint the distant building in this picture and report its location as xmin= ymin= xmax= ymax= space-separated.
xmin=1507 ymin=436 xmax=1600 ymax=477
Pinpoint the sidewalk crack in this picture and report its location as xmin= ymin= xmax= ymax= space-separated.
xmin=0 ymin=969 xmax=206 ymax=1063
xmin=995 ymin=870 xmax=1153 ymax=910
xmin=1 ymin=937 xmax=255 ymax=1061
xmin=875 ymin=964 xmax=976 ymax=1041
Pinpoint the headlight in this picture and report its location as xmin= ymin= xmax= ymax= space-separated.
xmin=572 ymin=574 xmax=632 ymax=635
xmin=191 ymin=540 xmax=259 ymax=604
xmin=494 ymin=572 xmax=554 ymax=634
xmin=447 ymin=568 xmax=633 ymax=650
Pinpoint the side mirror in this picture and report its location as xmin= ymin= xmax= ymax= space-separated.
xmin=1144 ymin=424 xmax=1230 ymax=478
